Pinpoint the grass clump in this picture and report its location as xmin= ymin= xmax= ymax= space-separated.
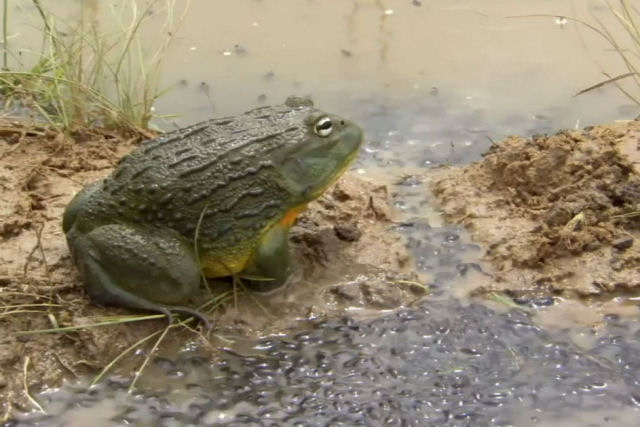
xmin=520 ymin=1 xmax=640 ymax=104
xmin=0 ymin=0 xmax=189 ymax=132
xmin=571 ymin=0 xmax=640 ymax=104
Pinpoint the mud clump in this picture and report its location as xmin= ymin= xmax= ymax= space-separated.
xmin=0 ymin=120 xmax=418 ymax=415
xmin=432 ymin=121 xmax=640 ymax=299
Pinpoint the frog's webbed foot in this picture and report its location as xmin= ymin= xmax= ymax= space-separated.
xmin=159 ymin=305 xmax=212 ymax=331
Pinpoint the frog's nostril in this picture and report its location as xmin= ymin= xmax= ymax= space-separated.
xmin=340 ymin=120 xmax=345 ymax=126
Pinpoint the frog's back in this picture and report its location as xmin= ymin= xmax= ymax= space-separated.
xmin=76 ymin=103 xmax=312 ymax=241
xmin=114 ymin=103 xmax=307 ymax=189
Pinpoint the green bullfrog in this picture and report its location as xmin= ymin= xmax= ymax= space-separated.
xmin=63 ymin=96 xmax=363 ymax=326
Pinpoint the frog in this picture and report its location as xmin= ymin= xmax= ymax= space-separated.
xmin=62 ymin=96 xmax=363 ymax=326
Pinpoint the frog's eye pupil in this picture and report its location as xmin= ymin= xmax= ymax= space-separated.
xmin=314 ymin=117 xmax=333 ymax=137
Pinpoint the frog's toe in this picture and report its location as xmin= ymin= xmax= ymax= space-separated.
xmin=166 ymin=306 xmax=212 ymax=331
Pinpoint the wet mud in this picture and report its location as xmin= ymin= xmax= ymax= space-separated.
xmin=0 ymin=120 xmax=419 ymax=415
xmin=432 ymin=121 xmax=640 ymax=301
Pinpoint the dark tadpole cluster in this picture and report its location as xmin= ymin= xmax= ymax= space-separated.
xmin=11 ymin=299 xmax=640 ymax=426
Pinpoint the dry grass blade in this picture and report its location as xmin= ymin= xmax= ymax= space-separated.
xmin=486 ymin=292 xmax=534 ymax=312
xmin=0 ymin=309 xmax=56 ymax=318
xmin=574 ymin=71 xmax=637 ymax=96
xmin=2 ymin=0 xmax=8 ymax=70
xmin=91 ymin=309 xmax=219 ymax=387
xmin=198 ymin=290 xmax=232 ymax=313
xmin=512 ymin=2 xmax=640 ymax=104
xmin=393 ymin=279 xmax=429 ymax=291
xmin=0 ymin=303 xmax=61 ymax=309
xmin=235 ymin=277 xmax=273 ymax=318
xmin=612 ymin=210 xmax=640 ymax=218
xmin=194 ymin=202 xmax=213 ymax=297
xmin=128 ymin=324 xmax=171 ymax=393
xmin=16 ymin=313 xmax=167 ymax=335
xmin=91 ymin=328 xmax=164 ymax=386
xmin=22 ymin=357 xmax=45 ymax=413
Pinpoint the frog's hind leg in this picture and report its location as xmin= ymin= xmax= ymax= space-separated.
xmin=67 ymin=223 xmax=211 ymax=328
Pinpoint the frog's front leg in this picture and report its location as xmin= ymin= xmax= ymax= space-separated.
xmin=66 ymin=223 xmax=210 ymax=328
xmin=62 ymin=181 xmax=102 ymax=233
xmin=242 ymin=221 xmax=291 ymax=292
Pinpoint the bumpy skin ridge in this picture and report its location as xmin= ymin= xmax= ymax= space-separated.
xmin=75 ymin=105 xmax=307 ymax=247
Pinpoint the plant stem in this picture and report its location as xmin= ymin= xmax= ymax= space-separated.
xmin=2 ymin=0 xmax=8 ymax=70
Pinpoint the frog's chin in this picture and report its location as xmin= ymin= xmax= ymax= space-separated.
xmin=306 ymin=149 xmax=359 ymax=200
xmin=279 ymin=137 xmax=362 ymax=202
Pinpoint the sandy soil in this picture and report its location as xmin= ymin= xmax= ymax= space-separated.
xmin=0 ymin=120 xmax=420 ymax=416
xmin=431 ymin=120 xmax=640 ymax=301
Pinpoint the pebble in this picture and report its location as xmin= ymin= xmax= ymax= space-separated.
xmin=612 ymin=236 xmax=634 ymax=251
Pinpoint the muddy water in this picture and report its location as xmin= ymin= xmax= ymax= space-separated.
xmin=9 ymin=0 xmax=640 ymax=126
xmin=7 ymin=0 xmax=640 ymax=425
xmin=155 ymin=0 xmax=639 ymax=127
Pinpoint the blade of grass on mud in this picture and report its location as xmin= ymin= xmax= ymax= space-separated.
xmin=194 ymin=202 xmax=213 ymax=297
xmin=236 ymin=277 xmax=273 ymax=318
xmin=15 ymin=314 xmax=167 ymax=335
xmin=486 ymin=292 xmax=535 ymax=312
xmin=91 ymin=328 xmax=165 ymax=386
xmin=3 ymin=0 xmax=8 ymax=69
xmin=393 ymin=279 xmax=429 ymax=292
xmin=91 ymin=310 xmax=221 ymax=387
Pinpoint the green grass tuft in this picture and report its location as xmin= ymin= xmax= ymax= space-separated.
xmin=0 ymin=0 xmax=190 ymax=132
xmin=516 ymin=1 xmax=640 ymax=104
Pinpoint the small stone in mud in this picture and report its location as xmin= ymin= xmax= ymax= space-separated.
xmin=330 ymin=283 xmax=361 ymax=302
xmin=612 ymin=236 xmax=634 ymax=251
xmin=331 ymin=186 xmax=352 ymax=202
xmin=0 ymin=218 xmax=31 ymax=238
xmin=334 ymin=224 xmax=362 ymax=242
xmin=361 ymin=282 xmax=402 ymax=309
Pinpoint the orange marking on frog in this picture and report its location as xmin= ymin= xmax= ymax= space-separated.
xmin=279 ymin=204 xmax=307 ymax=227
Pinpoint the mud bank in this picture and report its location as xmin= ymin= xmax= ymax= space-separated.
xmin=0 ymin=120 xmax=419 ymax=415
xmin=432 ymin=120 xmax=640 ymax=302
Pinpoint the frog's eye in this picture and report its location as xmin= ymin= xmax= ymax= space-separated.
xmin=313 ymin=117 xmax=333 ymax=137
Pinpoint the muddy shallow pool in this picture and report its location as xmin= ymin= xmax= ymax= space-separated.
xmin=4 ymin=0 xmax=640 ymax=425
